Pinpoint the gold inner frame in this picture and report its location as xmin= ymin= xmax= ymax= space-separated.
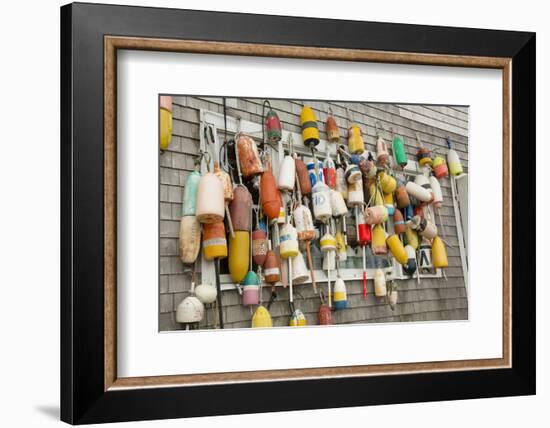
xmin=104 ymin=36 xmax=512 ymax=391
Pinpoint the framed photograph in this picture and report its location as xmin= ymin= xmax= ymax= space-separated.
xmin=61 ymin=2 xmax=535 ymax=424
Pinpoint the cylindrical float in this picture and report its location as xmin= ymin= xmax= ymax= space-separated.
xmin=410 ymin=215 xmax=438 ymax=239
xmin=395 ymin=183 xmax=410 ymax=209
xmin=323 ymin=158 xmax=337 ymax=189
xmin=159 ymin=96 xmax=173 ymax=151
xmin=432 ymin=236 xmax=449 ymax=268
xmin=393 ymin=209 xmax=406 ymax=234
xmin=236 ymin=134 xmax=263 ymax=178
xmin=261 ymin=161 xmax=281 ymax=220
xmin=179 ymin=215 xmax=201 ymax=264
xmin=386 ymin=234 xmax=408 ymax=264
xmin=263 ymin=245 xmax=281 ymax=284
xmin=300 ymin=106 xmax=320 ymax=147
xmin=252 ymin=228 xmax=267 ymax=266
xmin=264 ymin=105 xmax=282 ymax=143
xmin=405 ymin=225 xmax=419 ymax=250
xmin=326 ymin=113 xmax=340 ymax=143
xmin=392 ymin=134 xmax=408 ymax=167
xmin=292 ymin=251 xmax=311 ymax=284
xmin=228 ymin=231 xmax=250 ymax=283
xmin=202 ymin=222 xmax=228 ymax=260
xmin=364 ymin=205 xmax=388 ymax=225
xmin=348 ymin=124 xmax=365 ymax=154
xmin=429 ymin=176 xmax=443 ymax=208
xmin=379 ymin=172 xmax=397 ymax=194
xmin=195 ymin=173 xmax=225 ymax=224
xmin=229 ymin=185 xmax=252 ymax=231
xmin=405 ymin=181 xmax=432 ymax=203
xmin=347 ymin=179 xmax=364 ymax=207
xmin=181 ymin=170 xmax=201 ymax=217
xmin=383 ymin=192 xmax=395 ymax=216
xmin=371 ymin=224 xmax=387 ymax=255
xmin=374 ymin=269 xmax=387 ymax=297
xmin=278 ymin=154 xmax=296 ymax=191
xmin=433 ymin=156 xmax=449 ymax=179
xmin=376 ymin=135 xmax=389 ymax=166
xmin=446 ymin=137 xmax=464 ymax=176
xmin=280 ymin=223 xmax=299 ymax=258
xmin=242 ymin=271 xmax=260 ymax=306
xmin=333 ymin=277 xmax=348 ymax=310
xmin=252 ymin=305 xmax=273 ymax=328
xmin=312 ymin=181 xmax=332 ymax=222
xmin=330 ymin=189 xmax=348 ymax=217
xmin=295 ymin=157 xmax=312 ymax=196
xmin=403 ymin=245 xmax=417 ymax=275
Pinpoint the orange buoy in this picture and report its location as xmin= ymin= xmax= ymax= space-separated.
xmin=236 ymin=134 xmax=263 ymax=178
xmin=393 ymin=209 xmax=406 ymax=234
xmin=260 ymin=158 xmax=281 ymax=220
xmin=263 ymin=244 xmax=281 ymax=284
xmin=202 ymin=222 xmax=228 ymax=260
xmin=295 ymin=157 xmax=312 ymax=196
xmin=252 ymin=228 xmax=267 ymax=266
xmin=326 ymin=111 xmax=340 ymax=143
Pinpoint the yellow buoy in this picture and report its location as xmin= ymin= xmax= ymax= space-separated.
xmin=348 ymin=124 xmax=365 ymax=154
xmin=386 ymin=234 xmax=408 ymax=264
xmin=372 ymin=224 xmax=387 ymax=255
xmin=202 ymin=222 xmax=228 ymax=260
xmin=228 ymin=231 xmax=249 ymax=283
xmin=369 ymin=183 xmax=384 ymax=207
xmin=379 ymin=172 xmax=397 ymax=194
xmin=251 ymin=306 xmax=273 ymax=328
xmin=432 ymin=236 xmax=449 ymax=268
xmin=159 ymin=96 xmax=173 ymax=151
xmin=300 ymin=106 xmax=320 ymax=147
xmin=405 ymin=225 xmax=419 ymax=250
xmin=289 ymin=309 xmax=307 ymax=326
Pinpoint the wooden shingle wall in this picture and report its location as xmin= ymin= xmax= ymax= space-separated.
xmin=159 ymin=96 xmax=468 ymax=331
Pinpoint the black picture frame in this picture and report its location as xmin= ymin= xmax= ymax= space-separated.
xmin=61 ymin=2 xmax=535 ymax=424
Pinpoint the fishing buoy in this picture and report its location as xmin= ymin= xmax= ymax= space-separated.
xmin=404 ymin=205 xmax=414 ymax=221
xmin=242 ymin=271 xmax=260 ymax=306
xmin=393 ymin=209 xmax=406 ymax=234
xmin=312 ymin=181 xmax=332 ymax=222
xmin=236 ymin=134 xmax=263 ymax=178
xmin=202 ymin=222 xmax=228 ymax=260
xmin=348 ymin=124 xmax=364 ymax=154
xmin=228 ymin=231 xmax=250 ymax=283
xmin=386 ymin=234 xmax=408 ymax=264
xmin=376 ymin=131 xmax=389 ymax=166
xmin=372 ymin=224 xmax=387 ymax=255
xmin=179 ymin=216 xmax=201 ymax=264
xmin=405 ymin=181 xmax=432 ymax=203
xmin=229 ymin=185 xmax=252 ymax=231
xmin=333 ymin=276 xmax=348 ymax=309
xmin=320 ymin=232 xmax=337 ymax=252
xmin=405 ymin=225 xmax=419 ymax=250
xmin=159 ymin=96 xmax=173 ymax=151
xmin=292 ymin=251 xmax=311 ymax=284
xmin=195 ymin=172 xmax=225 ymax=224
xmin=194 ymin=283 xmax=217 ymax=304
xmin=336 ymin=230 xmax=347 ymax=262
xmin=277 ymin=205 xmax=286 ymax=225
xmin=326 ymin=111 xmax=340 ymax=143
xmin=374 ymin=269 xmax=387 ymax=297
xmin=392 ymin=133 xmax=408 ymax=167
xmin=410 ymin=215 xmax=438 ymax=239
xmin=280 ymin=223 xmax=299 ymax=258
xmin=395 ymin=182 xmax=410 ymax=209
xmin=415 ymin=171 xmax=432 ymax=195
xmin=347 ymin=179 xmax=364 ymax=207
xmin=300 ymin=106 xmax=320 ymax=147
xmin=252 ymin=305 xmax=273 ymax=328
xmin=432 ymin=236 xmax=449 ymax=268
xmin=289 ymin=309 xmax=307 ymax=326
xmin=263 ymin=244 xmax=281 ymax=284
xmin=418 ymin=239 xmax=433 ymax=269
xmin=364 ymin=205 xmax=388 ymax=225
xmin=252 ymin=228 xmax=267 ymax=266
xmin=416 ymin=132 xmax=432 ymax=167
xmin=433 ymin=155 xmax=449 ymax=179
xmin=176 ymin=295 xmax=204 ymax=324
xmin=294 ymin=204 xmax=315 ymax=240
xmin=379 ymin=172 xmax=397 ymax=194
xmin=307 ymin=159 xmax=325 ymax=187
xmin=318 ymin=303 xmax=332 ymax=325
xmin=260 ymin=159 xmax=282 ymax=221
xmin=330 ymin=189 xmax=348 ymax=217
xmin=278 ymin=153 xmax=296 ymax=191
xmin=429 ymin=176 xmax=443 ymax=208
xmin=213 ymin=162 xmax=235 ymax=236
xmin=295 ymin=157 xmax=312 ymax=196
xmin=345 ymin=163 xmax=362 ymax=183
xmin=335 ymin=167 xmax=348 ymax=200
xmin=323 ymin=157 xmax=337 ymax=189
xmin=368 ymin=183 xmax=384 ymax=207
xmin=446 ymin=137 xmax=463 ymax=176
xmin=387 ymin=283 xmax=398 ymax=309
xmin=357 ymin=208 xmax=371 ymax=298
xmin=403 ymin=245 xmax=417 ymax=275
xmin=383 ymin=192 xmax=395 ymax=216
xmin=181 ymin=170 xmax=201 ymax=216
xmin=346 ymin=220 xmax=358 ymax=248
xmin=264 ymin=103 xmax=282 ymax=143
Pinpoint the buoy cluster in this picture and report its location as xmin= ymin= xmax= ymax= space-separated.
xmin=174 ymin=101 xmax=464 ymax=329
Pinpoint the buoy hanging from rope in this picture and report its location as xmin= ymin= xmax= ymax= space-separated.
xmin=403 ymin=245 xmax=417 ymax=275
xmin=195 ymin=154 xmax=225 ymax=224
xmin=347 ymin=179 xmax=364 ymax=208
xmin=159 ymin=96 xmax=173 ymax=151
xmin=391 ymin=128 xmax=408 ymax=168
xmin=383 ymin=192 xmax=395 ymax=216
xmin=260 ymin=156 xmax=281 ymax=221
xmin=323 ymin=157 xmax=337 ymax=189
xmin=326 ymin=107 xmax=340 ymax=143
xmin=376 ymin=123 xmax=390 ymax=166
xmin=278 ymin=134 xmax=296 ymax=191
xmin=312 ymin=181 xmax=332 ymax=223
xmin=263 ymin=100 xmax=282 ymax=144
xmin=386 ymin=234 xmax=408 ymax=265
xmin=415 ymin=132 xmax=433 ymax=167
xmin=320 ymin=230 xmax=337 ymax=308
xmin=179 ymin=215 xmax=201 ymax=264
xmin=336 ymin=228 xmax=347 ymax=262
xmin=379 ymin=171 xmax=397 ymax=194
xmin=387 ymin=282 xmax=398 ymax=310
xmin=229 ymin=185 xmax=252 ymax=231
xmin=292 ymin=250 xmax=311 ymax=284
xmin=194 ymin=282 xmax=217 ymax=305
xmin=335 ymin=165 xmax=348 ymax=200
xmin=405 ymin=181 xmax=432 ymax=203
xmin=294 ymin=203 xmax=317 ymax=293
xmin=228 ymin=231 xmax=250 ymax=283
xmin=318 ymin=291 xmax=333 ymax=325
xmin=347 ymin=124 xmax=365 ymax=154
xmin=242 ymin=271 xmax=260 ymax=306
xmin=433 ymin=154 xmax=449 ymax=179
xmin=295 ymin=156 xmax=312 ymax=197
xmin=410 ymin=215 xmax=438 ymax=239
xmin=446 ymin=137 xmax=464 ymax=176
xmin=289 ymin=308 xmax=307 ymax=326
xmin=364 ymin=205 xmax=388 ymax=225
xmin=368 ymin=182 xmax=384 ymax=207
xmin=333 ymin=275 xmax=348 ymax=310
xmin=252 ymin=305 xmax=273 ymax=328
xmin=393 ymin=209 xmax=406 ymax=234
xmin=202 ymin=222 xmax=228 ymax=260
xmin=372 ymin=224 xmax=387 ymax=255
xmin=252 ymin=226 xmax=268 ymax=266
xmin=374 ymin=269 xmax=387 ymax=297
xmin=263 ymin=241 xmax=281 ymax=284
xmin=432 ymin=236 xmax=449 ymax=268
xmin=236 ymin=134 xmax=264 ymax=178
xmin=395 ymin=180 xmax=410 ymax=209
xmin=405 ymin=224 xmax=419 ymax=250
xmin=300 ymin=106 xmax=320 ymax=147
xmin=213 ymin=161 xmax=235 ymax=237
xmin=429 ymin=175 xmax=443 ymax=208
xmin=181 ymin=168 xmax=201 ymax=217
xmin=357 ymin=207 xmax=371 ymax=298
